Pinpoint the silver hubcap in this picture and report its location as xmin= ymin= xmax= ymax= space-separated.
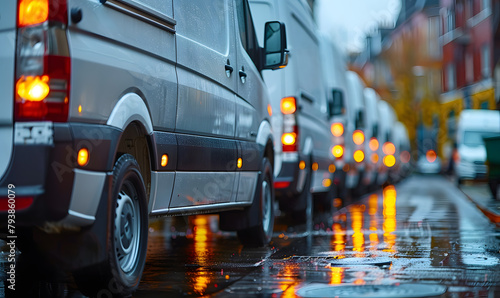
xmin=114 ymin=184 xmax=140 ymax=274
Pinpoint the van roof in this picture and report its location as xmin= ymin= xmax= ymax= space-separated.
xmin=458 ymin=109 xmax=500 ymax=131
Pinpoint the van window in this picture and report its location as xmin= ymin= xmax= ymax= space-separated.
xmin=463 ymin=131 xmax=488 ymax=147
xmin=174 ymin=0 xmax=228 ymax=54
xmin=331 ymin=90 xmax=344 ymax=115
xmin=248 ymin=2 xmax=274 ymax=46
xmin=236 ymin=0 xmax=260 ymax=67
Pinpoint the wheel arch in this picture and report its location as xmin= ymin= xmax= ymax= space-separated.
xmin=256 ymin=120 xmax=275 ymax=170
xmin=107 ymin=93 xmax=155 ymax=202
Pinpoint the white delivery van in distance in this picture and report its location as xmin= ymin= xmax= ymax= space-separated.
xmin=456 ymin=109 xmax=500 ymax=184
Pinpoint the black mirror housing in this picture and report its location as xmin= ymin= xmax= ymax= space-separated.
xmin=263 ymin=21 xmax=288 ymax=70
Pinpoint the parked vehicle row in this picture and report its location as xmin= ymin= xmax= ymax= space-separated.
xmin=0 ymin=0 xmax=410 ymax=296
xmin=319 ymin=40 xmax=411 ymax=205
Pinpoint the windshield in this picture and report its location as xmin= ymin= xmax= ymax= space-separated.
xmin=463 ymin=131 xmax=491 ymax=147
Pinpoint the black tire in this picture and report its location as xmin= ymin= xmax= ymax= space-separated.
xmin=76 ymin=154 xmax=148 ymax=297
xmin=237 ymin=157 xmax=275 ymax=247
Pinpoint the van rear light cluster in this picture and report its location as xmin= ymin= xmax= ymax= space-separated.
xmin=331 ymin=123 xmax=344 ymax=137
xmin=352 ymin=130 xmax=365 ymax=145
xmin=281 ymin=97 xmax=298 ymax=152
xmin=332 ymin=145 xmax=344 ymax=158
xmin=15 ymin=0 xmax=70 ymax=122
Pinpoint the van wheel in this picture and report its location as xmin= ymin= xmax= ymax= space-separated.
xmin=76 ymin=154 xmax=148 ymax=297
xmin=237 ymin=158 xmax=275 ymax=247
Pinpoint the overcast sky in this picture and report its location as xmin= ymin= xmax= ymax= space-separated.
xmin=315 ymin=0 xmax=401 ymax=53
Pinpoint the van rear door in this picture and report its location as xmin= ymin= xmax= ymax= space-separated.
xmin=0 ymin=1 xmax=16 ymax=180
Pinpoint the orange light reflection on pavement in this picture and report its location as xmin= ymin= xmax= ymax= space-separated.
xmin=350 ymin=205 xmax=366 ymax=257
xmin=329 ymin=266 xmax=345 ymax=285
xmin=383 ymin=186 xmax=397 ymax=252
xmin=190 ymin=215 xmax=213 ymax=295
xmin=278 ymin=263 xmax=301 ymax=298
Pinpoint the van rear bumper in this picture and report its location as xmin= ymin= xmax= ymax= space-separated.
xmin=0 ymin=122 xmax=121 ymax=228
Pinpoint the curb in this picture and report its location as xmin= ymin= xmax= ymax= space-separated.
xmin=458 ymin=187 xmax=500 ymax=226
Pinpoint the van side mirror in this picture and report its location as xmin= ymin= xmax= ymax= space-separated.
xmin=263 ymin=21 xmax=288 ymax=70
xmin=328 ymin=89 xmax=344 ymax=117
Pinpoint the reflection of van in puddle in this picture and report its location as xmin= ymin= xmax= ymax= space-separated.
xmin=456 ymin=109 xmax=500 ymax=184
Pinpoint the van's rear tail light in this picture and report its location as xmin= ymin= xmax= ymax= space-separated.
xmin=369 ymin=138 xmax=379 ymax=151
xmin=282 ymin=128 xmax=298 ymax=152
xmin=280 ymin=97 xmax=296 ymax=114
xmin=0 ymin=197 xmax=34 ymax=211
xmin=426 ymin=150 xmax=437 ymax=163
xmin=15 ymin=0 xmax=70 ymax=122
xmin=353 ymin=150 xmax=364 ymax=163
xmin=281 ymin=97 xmax=298 ymax=152
xmin=332 ymin=145 xmax=344 ymax=158
xmin=400 ymin=151 xmax=410 ymax=163
xmin=382 ymin=142 xmax=396 ymax=155
xmin=331 ymin=123 xmax=344 ymax=137
xmin=353 ymin=130 xmax=365 ymax=145
xmin=274 ymin=181 xmax=290 ymax=189
xmin=383 ymin=155 xmax=396 ymax=167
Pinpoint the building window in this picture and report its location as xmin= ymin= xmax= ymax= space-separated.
xmin=481 ymin=0 xmax=490 ymax=11
xmin=481 ymin=44 xmax=491 ymax=78
xmin=467 ymin=0 xmax=473 ymax=18
xmin=447 ymin=63 xmax=456 ymax=91
xmin=428 ymin=17 xmax=440 ymax=58
xmin=480 ymin=101 xmax=489 ymax=109
xmin=447 ymin=9 xmax=455 ymax=32
xmin=466 ymin=51 xmax=473 ymax=83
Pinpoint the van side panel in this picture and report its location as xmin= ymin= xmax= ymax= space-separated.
xmin=174 ymin=0 xmax=237 ymax=138
xmin=67 ymin=0 xmax=177 ymax=131
xmin=283 ymin=2 xmax=332 ymax=191
xmin=0 ymin=0 xmax=16 ymax=181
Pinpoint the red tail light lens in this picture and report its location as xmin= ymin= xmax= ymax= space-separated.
xmin=15 ymin=0 xmax=70 ymax=122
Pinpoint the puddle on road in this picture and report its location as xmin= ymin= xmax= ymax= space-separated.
xmin=295 ymin=283 xmax=447 ymax=298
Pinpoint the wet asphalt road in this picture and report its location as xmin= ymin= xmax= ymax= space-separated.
xmin=134 ymin=174 xmax=500 ymax=297
xmin=1 ymin=174 xmax=500 ymax=297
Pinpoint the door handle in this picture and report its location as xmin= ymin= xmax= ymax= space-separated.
xmin=239 ymin=66 xmax=247 ymax=83
xmin=225 ymin=64 xmax=233 ymax=77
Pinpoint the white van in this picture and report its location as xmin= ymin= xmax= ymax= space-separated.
xmin=392 ymin=121 xmax=411 ymax=180
xmin=249 ymin=0 xmax=335 ymax=222
xmin=376 ymin=99 xmax=397 ymax=185
xmin=362 ymin=88 xmax=381 ymax=190
xmin=0 ymin=0 xmax=287 ymax=295
xmin=318 ymin=35 xmax=351 ymax=206
xmin=456 ymin=109 xmax=500 ymax=183
xmin=345 ymin=71 xmax=367 ymax=196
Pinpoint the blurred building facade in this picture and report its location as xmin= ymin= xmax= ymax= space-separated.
xmin=440 ymin=0 xmax=495 ymax=159
xmin=351 ymin=0 xmax=442 ymax=158
xmin=351 ymin=0 xmax=498 ymax=162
